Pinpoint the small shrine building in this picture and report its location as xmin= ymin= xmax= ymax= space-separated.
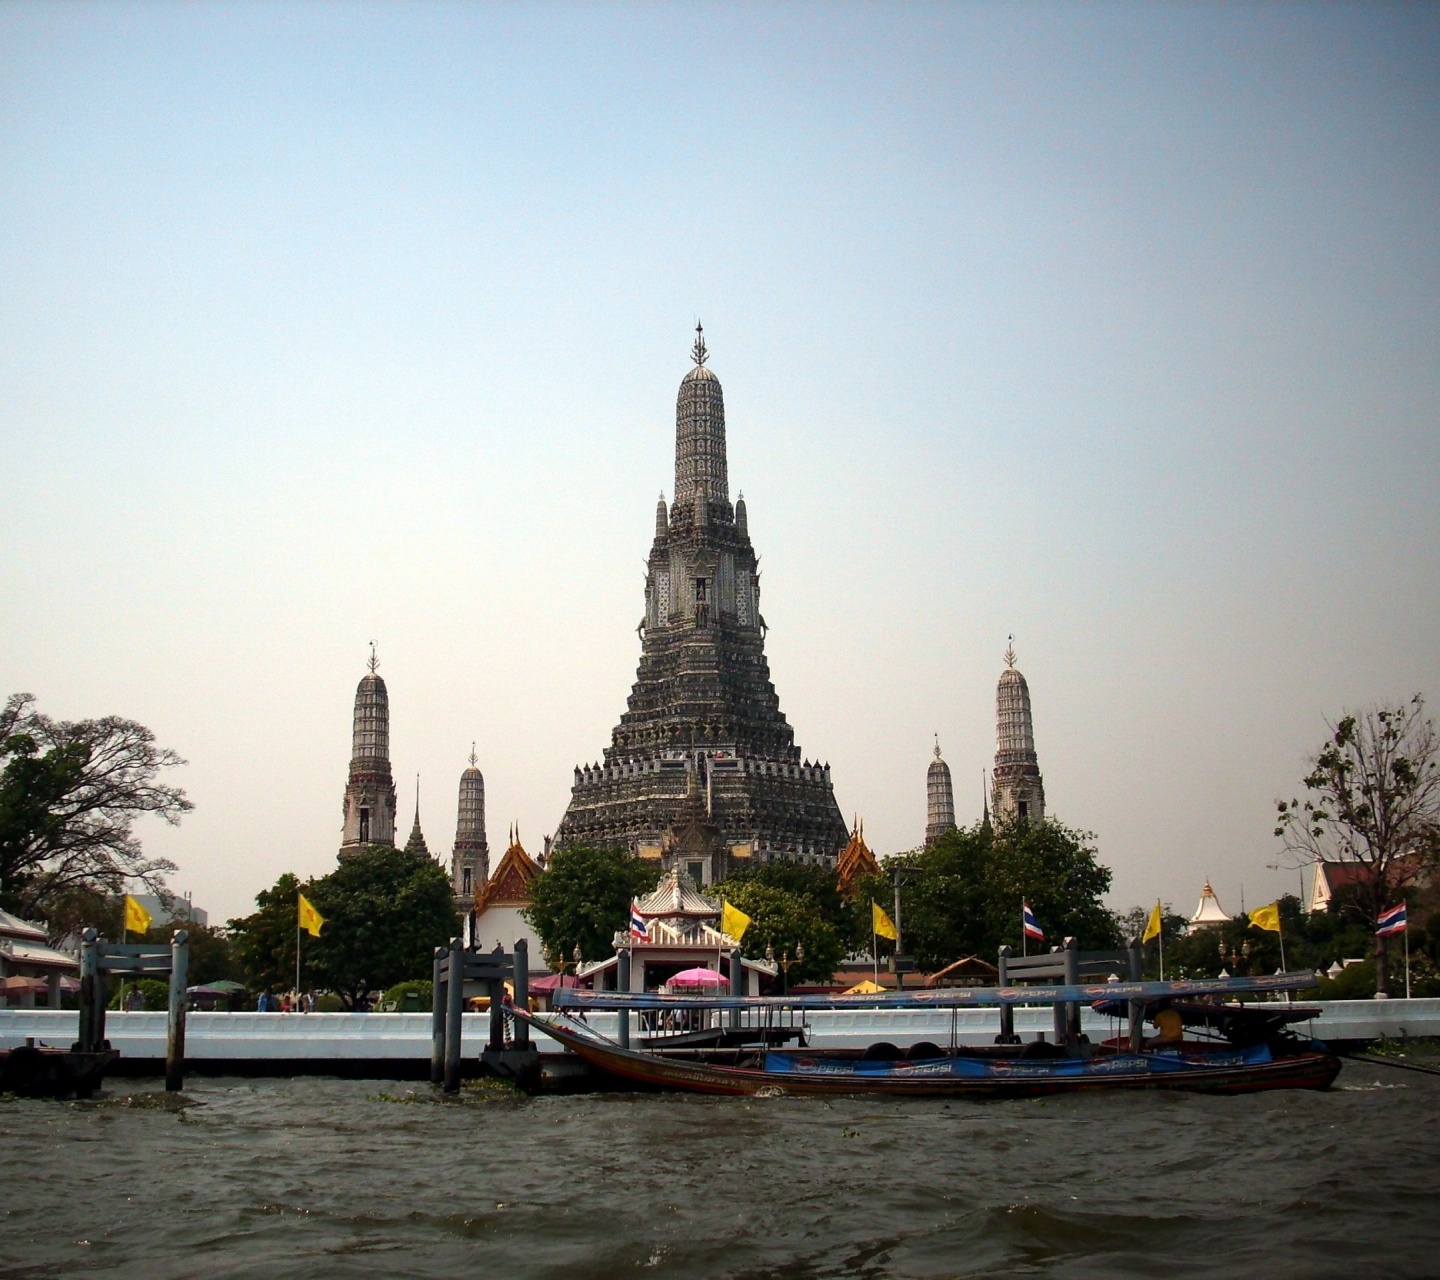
xmin=577 ymin=867 xmax=777 ymax=994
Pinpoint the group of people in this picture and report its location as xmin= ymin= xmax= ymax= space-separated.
xmin=255 ymin=990 xmax=318 ymax=1013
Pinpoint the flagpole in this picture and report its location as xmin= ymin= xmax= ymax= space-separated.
xmin=1021 ymin=899 xmax=1027 ymax=958
xmin=1405 ymin=925 xmax=1411 ymax=1000
xmin=1159 ymin=924 xmax=1165 ymax=983
xmin=295 ymin=921 xmax=302 ymax=1001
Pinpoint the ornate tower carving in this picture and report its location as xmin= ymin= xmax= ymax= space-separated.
xmin=404 ymin=776 xmax=430 ymax=856
xmin=339 ymin=647 xmax=397 ymax=859
xmin=452 ymin=745 xmax=490 ymax=907
xmin=556 ymin=327 xmax=848 ymax=875
xmin=991 ymin=639 xmax=1046 ymax=823
xmin=925 ymin=738 xmax=957 ymax=846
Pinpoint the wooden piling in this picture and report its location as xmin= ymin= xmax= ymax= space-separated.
xmin=77 ymin=929 xmax=99 ymax=1054
xmin=997 ymin=946 xmax=1015 ymax=1043
xmin=166 ymin=930 xmax=189 ymax=1091
xmin=430 ymin=946 xmax=445 ymax=1084
xmin=1063 ymin=937 xmax=1081 ymax=1045
xmin=443 ymin=936 xmax=464 ymax=1093
xmin=513 ymin=939 xmax=530 ymax=1050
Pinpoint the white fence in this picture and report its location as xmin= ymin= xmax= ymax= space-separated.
xmin=3 ymin=999 xmax=1438 ymax=1063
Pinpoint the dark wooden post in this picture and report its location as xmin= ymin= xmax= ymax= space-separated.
xmin=616 ymin=945 xmax=630 ymax=1049
xmin=1050 ymin=945 xmax=1067 ymax=1045
xmin=165 ymin=930 xmax=189 ymax=1092
xmin=430 ymin=946 xmax=446 ymax=1084
xmin=443 ymin=936 xmax=464 ymax=1093
xmin=1126 ymin=935 xmax=1145 ymax=1052
xmin=997 ymin=945 xmax=1015 ymax=1043
xmin=77 ymin=929 xmax=98 ymax=1054
xmin=729 ymin=947 xmax=744 ymax=1028
xmin=513 ymin=939 xmax=530 ymax=1049
xmin=487 ymin=959 xmax=506 ymax=1053
xmin=1063 ymin=937 xmax=1082 ymax=1047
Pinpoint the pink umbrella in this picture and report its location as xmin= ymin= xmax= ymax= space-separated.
xmin=529 ymin=973 xmax=582 ymax=992
xmin=666 ymin=967 xmax=730 ymax=990
xmin=1 ymin=975 xmax=42 ymax=993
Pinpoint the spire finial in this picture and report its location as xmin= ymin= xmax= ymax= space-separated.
xmin=414 ymin=773 xmax=420 ymax=821
xmin=934 ymin=733 xmax=942 ymax=760
xmin=469 ymin=741 xmax=478 ymax=768
xmin=691 ymin=320 xmax=708 ymax=367
xmin=1004 ymin=635 xmax=1016 ymax=668
xmin=368 ymin=641 xmax=379 ymax=674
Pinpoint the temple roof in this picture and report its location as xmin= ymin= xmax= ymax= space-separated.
xmin=476 ymin=826 xmax=541 ymax=910
xmin=1189 ymin=880 xmax=1231 ymax=927
xmin=836 ymin=820 xmax=880 ymax=896
xmin=635 ymin=867 xmax=718 ymax=920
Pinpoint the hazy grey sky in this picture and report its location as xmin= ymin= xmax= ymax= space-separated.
xmin=2 ymin=3 xmax=1436 ymax=924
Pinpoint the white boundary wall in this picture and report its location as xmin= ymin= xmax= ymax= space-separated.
xmin=3 ymin=999 xmax=1439 ymax=1061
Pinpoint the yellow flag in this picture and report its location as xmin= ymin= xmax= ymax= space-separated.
xmin=1249 ymin=901 xmax=1282 ymax=933
xmin=1142 ymin=901 xmax=1163 ymax=943
xmin=872 ymin=901 xmax=898 ymax=942
xmin=298 ymin=893 xmax=325 ymax=938
xmin=123 ymin=895 xmax=152 ymax=936
xmin=720 ymin=900 xmax=752 ymax=943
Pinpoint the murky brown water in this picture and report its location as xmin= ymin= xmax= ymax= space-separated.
xmin=2 ymin=1065 xmax=1438 ymax=1278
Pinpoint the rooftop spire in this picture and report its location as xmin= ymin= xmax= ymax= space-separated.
xmin=469 ymin=741 xmax=478 ymax=767
xmin=404 ymin=773 xmax=429 ymax=856
xmin=368 ymin=640 xmax=379 ymax=674
xmin=1004 ymin=635 xmax=1016 ymax=669
xmin=691 ymin=320 xmax=708 ymax=367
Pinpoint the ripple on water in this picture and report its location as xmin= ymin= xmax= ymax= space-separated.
xmin=1 ymin=1074 xmax=1439 ymax=1278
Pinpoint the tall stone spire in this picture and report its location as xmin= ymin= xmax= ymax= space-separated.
xmin=925 ymin=738 xmax=957 ymax=846
xmin=671 ymin=321 xmax=730 ymax=528
xmin=556 ymin=329 xmax=848 ymax=877
xmin=452 ymin=744 xmax=489 ymax=913
xmin=339 ymin=644 xmax=397 ymax=859
xmin=404 ymin=775 xmax=430 ymax=856
xmin=991 ymin=638 xmax=1045 ymax=823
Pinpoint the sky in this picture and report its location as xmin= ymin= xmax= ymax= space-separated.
xmin=1 ymin=2 xmax=1437 ymax=925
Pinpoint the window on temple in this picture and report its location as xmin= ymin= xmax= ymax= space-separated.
xmin=462 ymin=867 xmax=472 ymax=896
xmin=1018 ymin=800 xmax=1029 ymax=819
xmin=360 ymin=807 xmax=371 ymax=843
xmin=687 ymin=860 xmax=704 ymax=884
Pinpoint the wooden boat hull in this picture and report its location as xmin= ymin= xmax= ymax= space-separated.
xmin=524 ymin=1013 xmax=1341 ymax=1099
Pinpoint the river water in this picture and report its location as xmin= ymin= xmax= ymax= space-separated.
xmin=2 ymin=1066 xmax=1438 ymax=1279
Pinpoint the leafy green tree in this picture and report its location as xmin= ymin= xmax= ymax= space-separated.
xmin=524 ymin=844 xmax=662 ymax=964
xmin=228 ymin=872 xmax=308 ymax=994
xmin=1117 ymin=904 xmax=1189 ymax=978
xmin=853 ymin=818 xmax=1119 ymax=971
xmin=714 ymin=879 xmax=843 ymax=986
xmin=308 ymin=846 xmax=459 ymax=1007
xmin=718 ymin=860 xmax=865 ymax=953
xmin=1275 ymin=697 xmax=1440 ymax=994
xmin=0 ymin=693 xmax=189 ymax=927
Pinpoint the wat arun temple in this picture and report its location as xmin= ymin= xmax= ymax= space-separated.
xmin=553 ymin=326 xmax=850 ymax=881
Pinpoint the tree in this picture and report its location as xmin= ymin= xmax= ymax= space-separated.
xmin=1276 ymin=696 xmax=1440 ymax=994
xmin=854 ymin=818 xmax=1120 ymax=971
xmin=524 ymin=844 xmax=661 ymax=965
xmin=144 ymin=920 xmax=238 ymax=987
xmin=717 ymin=860 xmax=865 ymax=954
xmin=308 ymin=846 xmax=458 ymax=1007
xmin=1118 ymin=904 xmax=1188 ymax=978
xmin=228 ymin=872 xmax=308 ymax=994
xmin=713 ymin=879 xmax=843 ymax=986
xmin=0 ymin=693 xmax=190 ymax=927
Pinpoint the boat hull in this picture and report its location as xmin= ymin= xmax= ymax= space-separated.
xmin=525 ymin=1014 xmax=1341 ymax=1099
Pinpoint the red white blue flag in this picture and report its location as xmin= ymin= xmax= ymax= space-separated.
xmin=1022 ymin=901 xmax=1045 ymax=942
xmin=629 ymin=900 xmax=649 ymax=940
xmin=1376 ymin=903 xmax=1408 ymax=936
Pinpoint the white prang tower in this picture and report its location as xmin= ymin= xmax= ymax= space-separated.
xmin=925 ymin=738 xmax=957 ymax=846
xmin=451 ymin=745 xmax=490 ymax=912
xmin=991 ymin=638 xmax=1046 ymax=824
xmin=339 ymin=646 xmax=398 ymax=859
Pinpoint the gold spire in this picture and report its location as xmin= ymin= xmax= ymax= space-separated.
xmin=691 ymin=320 xmax=708 ymax=367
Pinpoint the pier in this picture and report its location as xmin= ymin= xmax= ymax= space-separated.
xmin=2 ymin=998 xmax=1436 ymax=1082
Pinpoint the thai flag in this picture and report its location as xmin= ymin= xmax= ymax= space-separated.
xmin=1376 ymin=903 xmax=1408 ymax=936
xmin=629 ymin=901 xmax=648 ymax=940
xmin=1022 ymin=901 xmax=1045 ymax=942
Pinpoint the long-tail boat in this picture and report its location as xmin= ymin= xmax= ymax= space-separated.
xmin=515 ymin=972 xmax=1340 ymax=1098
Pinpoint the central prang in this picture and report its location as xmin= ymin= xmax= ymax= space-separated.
xmin=554 ymin=330 xmax=848 ymax=882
